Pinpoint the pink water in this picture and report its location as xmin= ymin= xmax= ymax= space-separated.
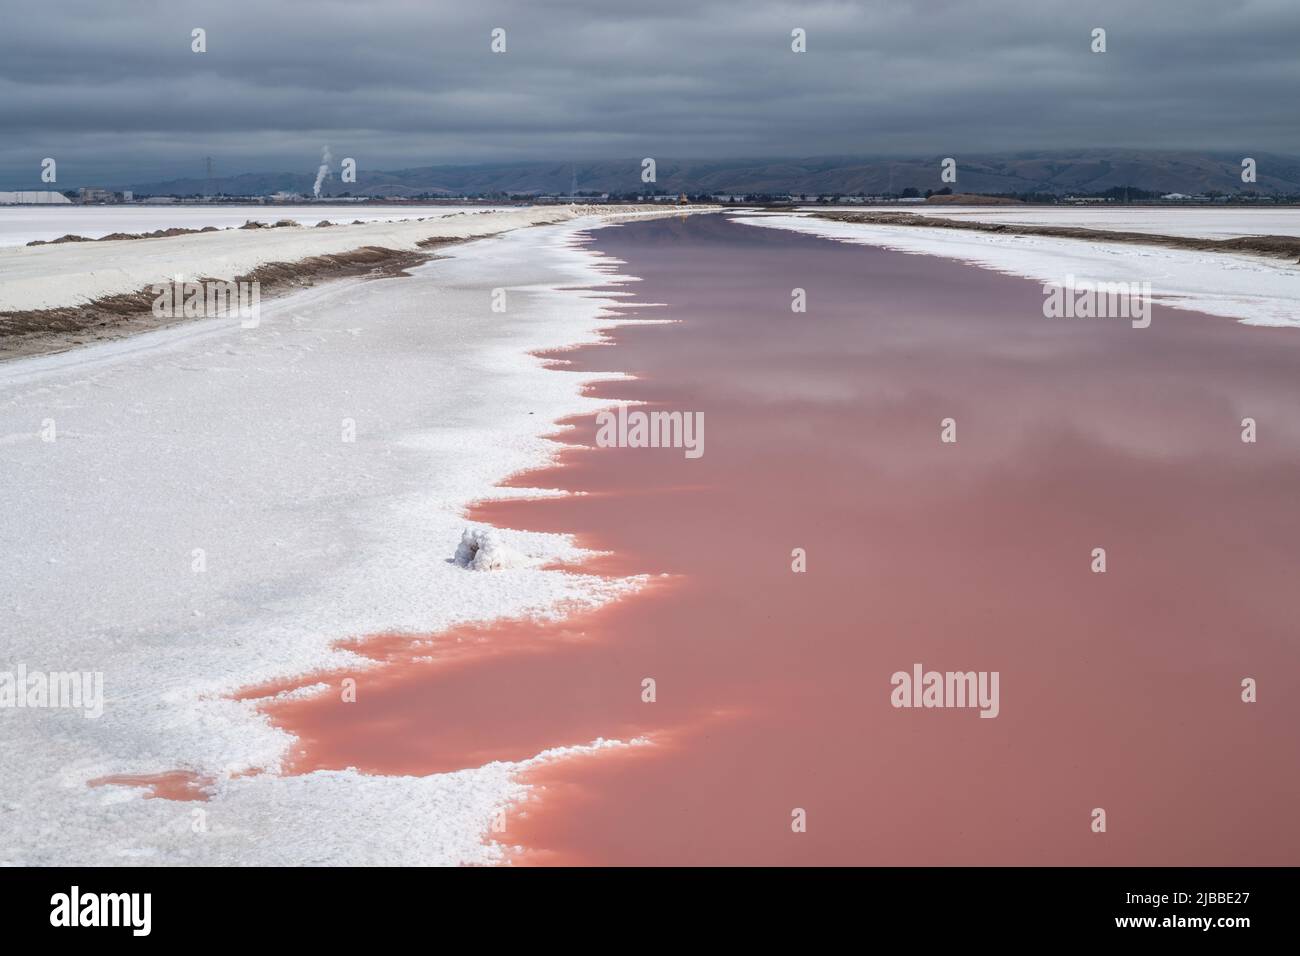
xmin=90 ymin=771 xmax=213 ymax=802
xmin=267 ymin=214 xmax=1300 ymax=865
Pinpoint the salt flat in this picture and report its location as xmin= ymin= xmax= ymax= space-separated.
xmin=0 ymin=206 xmax=656 ymax=313
xmin=806 ymin=204 xmax=1300 ymax=240
xmin=0 ymin=204 xmax=510 ymax=248
xmin=0 ymin=207 xmax=702 ymax=865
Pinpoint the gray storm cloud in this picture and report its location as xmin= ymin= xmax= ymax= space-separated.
xmin=2 ymin=0 xmax=1299 ymax=185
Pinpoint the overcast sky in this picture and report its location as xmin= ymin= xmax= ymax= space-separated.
xmin=2 ymin=0 xmax=1297 ymax=187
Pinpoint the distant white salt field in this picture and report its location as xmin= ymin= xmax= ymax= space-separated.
xmin=807 ymin=204 xmax=1300 ymax=240
xmin=0 ymin=203 xmax=513 ymax=248
xmin=746 ymin=211 xmax=1300 ymax=328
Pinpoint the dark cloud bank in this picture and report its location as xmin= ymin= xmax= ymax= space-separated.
xmin=2 ymin=0 xmax=1298 ymax=190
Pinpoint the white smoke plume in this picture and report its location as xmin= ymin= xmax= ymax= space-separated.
xmin=313 ymin=146 xmax=333 ymax=199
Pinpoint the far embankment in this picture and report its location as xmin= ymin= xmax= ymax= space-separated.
xmin=0 ymin=204 xmax=717 ymax=358
xmin=0 ymin=204 xmax=516 ymax=248
xmin=813 ymin=204 xmax=1300 ymax=240
xmin=741 ymin=210 xmax=1300 ymax=329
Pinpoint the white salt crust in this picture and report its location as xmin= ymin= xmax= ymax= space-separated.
xmin=0 ymin=207 xmax=712 ymax=865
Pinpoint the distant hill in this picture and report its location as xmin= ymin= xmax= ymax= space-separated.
xmin=125 ymin=150 xmax=1300 ymax=198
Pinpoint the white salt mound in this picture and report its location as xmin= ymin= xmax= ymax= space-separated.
xmin=455 ymin=527 xmax=528 ymax=571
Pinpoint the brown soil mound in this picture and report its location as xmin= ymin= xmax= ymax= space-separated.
xmin=0 ymin=239 xmax=464 ymax=359
xmin=925 ymin=193 xmax=1024 ymax=205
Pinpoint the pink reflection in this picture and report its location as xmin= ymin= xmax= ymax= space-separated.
xmin=266 ymin=214 xmax=1300 ymax=865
